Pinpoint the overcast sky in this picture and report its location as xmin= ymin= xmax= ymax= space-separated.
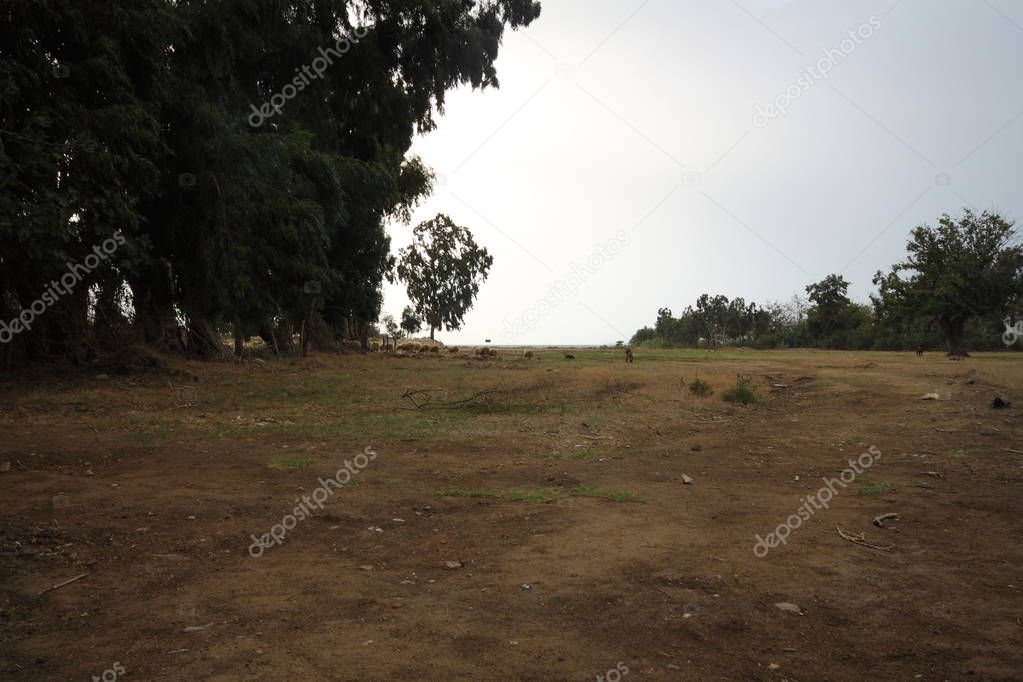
xmin=382 ymin=0 xmax=1023 ymax=345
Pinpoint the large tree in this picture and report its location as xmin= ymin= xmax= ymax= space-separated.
xmin=873 ymin=209 xmax=1023 ymax=357
xmin=396 ymin=214 xmax=492 ymax=340
xmin=1 ymin=0 xmax=541 ymax=367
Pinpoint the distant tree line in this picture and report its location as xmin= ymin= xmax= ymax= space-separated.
xmin=0 ymin=0 xmax=537 ymax=369
xmin=631 ymin=210 xmax=1023 ymax=356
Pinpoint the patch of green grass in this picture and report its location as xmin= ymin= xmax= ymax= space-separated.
xmin=568 ymin=485 xmax=639 ymax=502
xmin=722 ymin=375 xmax=759 ymax=405
xmin=440 ymin=487 xmax=499 ymax=498
xmin=946 ymin=449 xmax=968 ymax=458
xmin=568 ymin=448 xmax=606 ymax=459
xmin=857 ymin=480 xmax=892 ymax=496
xmin=506 ymin=488 xmax=560 ymax=503
xmin=266 ymin=456 xmax=314 ymax=471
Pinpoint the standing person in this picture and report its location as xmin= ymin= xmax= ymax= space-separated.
xmin=625 ymin=347 xmax=634 ymax=364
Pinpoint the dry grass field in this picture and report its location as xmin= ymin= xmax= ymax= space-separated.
xmin=1 ymin=348 xmax=1022 ymax=680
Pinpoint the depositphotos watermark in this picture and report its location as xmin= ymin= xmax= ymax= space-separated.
xmin=753 ymin=16 xmax=881 ymax=128
xmin=0 ymin=230 xmax=126 ymax=345
xmin=248 ymin=26 xmax=369 ymax=127
xmin=595 ymin=661 xmax=629 ymax=682
xmin=500 ymin=231 xmax=631 ymax=342
xmin=753 ymin=446 xmax=881 ymax=558
xmin=1002 ymin=317 xmax=1022 ymax=347
xmin=248 ymin=447 xmax=377 ymax=557
xmin=91 ymin=662 xmax=125 ymax=682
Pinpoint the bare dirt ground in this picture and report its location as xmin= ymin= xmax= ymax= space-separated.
xmin=1 ymin=348 xmax=1022 ymax=681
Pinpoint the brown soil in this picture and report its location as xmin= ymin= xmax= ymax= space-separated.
xmin=1 ymin=349 xmax=1021 ymax=680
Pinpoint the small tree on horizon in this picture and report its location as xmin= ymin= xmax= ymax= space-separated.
xmin=396 ymin=214 xmax=493 ymax=340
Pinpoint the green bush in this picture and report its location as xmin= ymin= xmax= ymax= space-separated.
xmin=687 ymin=377 xmax=713 ymax=397
xmin=722 ymin=374 xmax=759 ymax=404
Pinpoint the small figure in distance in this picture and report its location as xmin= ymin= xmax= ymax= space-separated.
xmin=564 ymin=353 xmax=575 ymax=360
xmin=625 ymin=347 xmax=634 ymax=364
xmin=916 ymin=345 xmax=924 ymax=358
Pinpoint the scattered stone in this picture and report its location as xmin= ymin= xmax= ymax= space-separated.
xmin=691 ymin=445 xmax=702 ymax=452
xmin=681 ymin=475 xmax=694 ymax=485
xmin=920 ymin=393 xmax=940 ymax=401
xmin=520 ymin=583 xmax=532 ymax=590
xmin=774 ymin=602 xmax=804 ymax=614
xmin=183 ymin=622 xmax=213 ymax=632
xmin=992 ymin=396 xmax=1011 ymax=409
xmin=768 ymin=663 xmax=780 ymax=670
xmin=667 ymin=663 xmax=681 ymax=670
xmin=443 ymin=560 xmax=462 ymax=570
xmin=359 ymin=565 xmax=374 ymax=571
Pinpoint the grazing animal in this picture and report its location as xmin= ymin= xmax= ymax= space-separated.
xmin=624 ymin=347 xmax=634 ymax=364
xmin=564 ymin=353 xmax=575 ymax=360
xmin=916 ymin=345 xmax=924 ymax=357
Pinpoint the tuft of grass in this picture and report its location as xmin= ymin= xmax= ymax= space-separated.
xmin=266 ymin=456 xmax=314 ymax=471
xmin=568 ymin=448 xmax=606 ymax=459
xmin=857 ymin=480 xmax=892 ymax=496
xmin=440 ymin=487 xmax=498 ymax=498
xmin=506 ymin=488 xmax=560 ymax=503
xmin=569 ymin=485 xmax=639 ymax=502
xmin=687 ymin=377 xmax=713 ymax=397
xmin=722 ymin=374 xmax=759 ymax=405
xmin=946 ymin=449 xmax=968 ymax=458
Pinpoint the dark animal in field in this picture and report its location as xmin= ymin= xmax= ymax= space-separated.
xmin=564 ymin=354 xmax=575 ymax=360
xmin=992 ymin=396 xmax=1011 ymax=409
xmin=916 ymin=345 xmax=924 ymax=357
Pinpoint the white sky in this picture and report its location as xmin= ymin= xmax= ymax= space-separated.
xmin=382 ymin=0 xmax=1023 ymax=345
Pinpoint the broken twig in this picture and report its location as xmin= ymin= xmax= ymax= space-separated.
xmin=836 ymin=526 xmax=893 ymax=552
xmin=872 ymin=512 xmax=900 ymax=528
xmin=38 ymin=573 xmax=88 ymax=596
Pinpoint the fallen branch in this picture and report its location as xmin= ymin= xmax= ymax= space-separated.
xmin=38 ymin=572 xmax=88 ymax=596
xmin=1005 ymin=448 xmax=1023 ymax=455
xmin=872 ymin=512 xmax=900 ymax=528
xmin=836 ymin=526 xmax=893 ymax=552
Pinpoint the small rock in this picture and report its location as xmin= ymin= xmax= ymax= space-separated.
xmin=681 ymin=475 xmax=694 ymax=485
xmin=919 ymin=393 xmax=940 ymax=401
xmin=359 ymin=565 xmax=374 ymax=571
xmin=992 ymin=396 xmax=1011 ymax=409
xmin=774 ymin=602 xmax=804 ymax=614
xmin=667 ymin=663 xmax=681 ymax=670
xmin=768 ymin=663 xmax=780 ymax=670
xmin=183 ymin=622 xmax=213 ymax=633
xmin=520 ymin=583 xmax=531 ymax=590
xmin=443 ymin=560 xmax=462 ymax=570
xmin=691 ymin=445 xmax=702 ymax=452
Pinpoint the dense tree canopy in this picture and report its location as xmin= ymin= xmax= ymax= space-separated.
xmin=632 ymin=210 xmax=1022 ymax=354
xmin=872 ymin=209 xmax=1023 ymax=357
xmin=0 ymin=0 xmax=540 ymax=367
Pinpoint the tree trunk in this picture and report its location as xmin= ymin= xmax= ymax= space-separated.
xmin=233 ymin=323 xmax=244 ymax=356
xmin=430 ymin=325 xmax=435 ymax=340
xmin=259 ymin=325 xmax=280 ymax=356
xmin=940 ymin=315 xmax=969 ymax=358
xmin=186 ymin=318 xmax=230 ymax=358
